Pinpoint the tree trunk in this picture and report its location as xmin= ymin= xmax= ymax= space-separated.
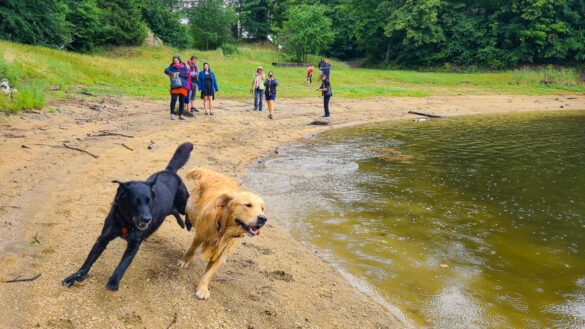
xmin=206 ymin=38 xmax=209 ymax=51
xmin=385 ymin=40 xmax=391 ymax=62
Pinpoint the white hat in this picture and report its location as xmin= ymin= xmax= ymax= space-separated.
xmin=257 ymin=66 xmax=263 ymax=70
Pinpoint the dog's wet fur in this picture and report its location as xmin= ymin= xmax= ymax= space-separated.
xmin=62 ymin=142 xmax=193 ymax=290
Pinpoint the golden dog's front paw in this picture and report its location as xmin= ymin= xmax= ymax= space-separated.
xmin=177 ymin=259 xmax=190 ymax=268
xmin=196 ymin=287 xmax=210 ymax=300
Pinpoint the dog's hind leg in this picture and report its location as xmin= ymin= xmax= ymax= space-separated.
xmin=106 ymin=240 xmax=141 ymax=291
xmin=178 ymin=235 xmax=203 ymax=268
xmin=62 ymin=227 xmax=117 ymax=287
xmin=185 ymin=213 xmax=192 ymax=231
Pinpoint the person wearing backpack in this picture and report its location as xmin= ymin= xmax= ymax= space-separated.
xmin=164 ymin=55 xmax=191 ymax=120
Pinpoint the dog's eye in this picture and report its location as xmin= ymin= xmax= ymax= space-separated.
xmin=245 ymin=203 xmax=252 ymax=208
xmin=146 ymin=197 xmax=150 ymax=204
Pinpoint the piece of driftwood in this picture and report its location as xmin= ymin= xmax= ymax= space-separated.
xmin=87 ymin=131 xmax=134 ymax=138
xmin=5 ymin=273 xmax=41 ymax=283
xmin=165 ymin=313 xmax=177 ymax=329
xmin=408 ymin=111 xmax=447 ymax=118
xmin=122 ymin=143 xmax=134 ymax=151
xmin=308 ymin=120 xmax=330 ymax=126
xmin=63 ymin=143 xmax=99 ymax=158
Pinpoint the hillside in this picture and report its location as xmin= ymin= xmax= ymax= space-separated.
xmin=1 ymin=40 xmax=584 ymax=112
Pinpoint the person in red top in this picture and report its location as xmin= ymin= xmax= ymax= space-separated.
xmin=306 ymin=65 xmax=314 ymax=85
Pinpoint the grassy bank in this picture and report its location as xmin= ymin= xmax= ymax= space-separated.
xmin=0 ymin=40 xmax=584 ymax=112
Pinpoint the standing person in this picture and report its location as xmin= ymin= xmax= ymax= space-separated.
xmin=249 ymin=66 xmax=265 ymax=111
xmin=164 ymin=55 xmax=190 ymax=120
xmin=316 ymin=74 xmax=332 ymax=118
xmin=322 ymin=59 xmax=332 ymax=79
xmin=187 ymin=56 xmax=200 ymax=113
xmin=306 ymin=65 xmax=314 ymax=85
xmin=318 ymin=57 xmax=325 ymax=70
xmin=198 ymin=62 xmax=218 ymax=115
xmin=263 ymin=71 xmax=278 ymax=119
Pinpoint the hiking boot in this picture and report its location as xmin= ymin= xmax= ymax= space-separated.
xmin=179 ymin=115 xmax=186 ymax=120
xmin=170 ymin=114 xmax=175 ymax=120
xmin=191 ymin=108 xmax=199 ymax=113
xmin=268 ymin=114 xmax=273 ymax=119
xmin=184 ymin=111 xmax=194 ymax=117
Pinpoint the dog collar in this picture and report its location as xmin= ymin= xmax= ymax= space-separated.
xmin=112 ymin=195 xmax=129 ymax=238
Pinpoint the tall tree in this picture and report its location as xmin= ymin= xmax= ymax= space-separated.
xmin=240 ymin=0 xmax=271 ymax=40
xmin=188 ymin=0 xmax=237 ymax=50
xmin=0 ymin=0 xmax=70 ymax=48
xmin=97 ymin=0 xmax=147 ymax=46
xmin=141 ymin=0 xmax=191 ymax=48
xmin=66 ymin=0 xmax=102 ymax=51
xmin=276 ymin=4 xmax=335 ymax=62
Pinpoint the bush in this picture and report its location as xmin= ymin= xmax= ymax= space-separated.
xmin=512 ymin=66 xmax=578 ymax=87
xmin=221 ymin=43 xmax=239 ymax=56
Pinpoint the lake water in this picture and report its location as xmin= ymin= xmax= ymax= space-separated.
xmin=246 ymin=110 xmax=585 ymax=328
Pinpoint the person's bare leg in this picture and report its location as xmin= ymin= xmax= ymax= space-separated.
xmin=209 ymin=97 xmax=214 ymax=114
xmin=268 ymin=100 xmax=274 ymax=115
xmin=203 ymin=96 xmax=208 ymax=114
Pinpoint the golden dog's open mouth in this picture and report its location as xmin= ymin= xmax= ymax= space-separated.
xmin=236 ymin=219 xmax=262 ymax=236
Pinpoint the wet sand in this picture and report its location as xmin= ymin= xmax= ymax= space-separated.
xmin=0 ymin=94 xmax=583 ymax=328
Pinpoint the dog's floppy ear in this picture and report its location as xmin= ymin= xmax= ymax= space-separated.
xmin=215 ymin=193 xmax=234 ymax=208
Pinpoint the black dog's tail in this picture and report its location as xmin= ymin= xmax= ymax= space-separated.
xmin=166 ymin=142 xmax=193 ymax=173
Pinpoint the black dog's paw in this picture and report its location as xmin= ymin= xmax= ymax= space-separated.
xmin=106 ymin=277 xmax=120 ymax=291
xmin=185 ymin=218 xmax=192 ymax=231
xmin=62 ymin=272 xmax=86 ymax=287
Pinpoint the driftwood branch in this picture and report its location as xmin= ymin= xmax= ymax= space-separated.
xmin=122 ymin=143 xmax=134 ymax=151
xmin=0 ymin=205 xmax=21 ymax=209
xmin=87 ymin=131 xmax=134 ymax=138
xmin=165 ymin=313 xmax=177 ymax=329
xmin=408 ymin=111 xmax=448 ymax=118
xmin=63 ymin=143 xmax=99 ymax=158
xmin=5 ymin=273 xmax=41 ymax=283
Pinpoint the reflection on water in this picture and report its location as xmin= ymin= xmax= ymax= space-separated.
xmin=247 ymin=110 xmax=585 ymax=328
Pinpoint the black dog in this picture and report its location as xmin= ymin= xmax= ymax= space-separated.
xmin=62 ymin=142 xmax=193 ymax=290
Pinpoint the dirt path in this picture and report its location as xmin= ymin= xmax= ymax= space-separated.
xmin=0 ymin=94 xmax=583 ymax=329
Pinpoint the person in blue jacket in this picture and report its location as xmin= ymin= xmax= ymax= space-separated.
xmin=164 ymin=55 xmax=191 ymax=120
xmin=198 ymin=62 xmax=219 ymax=115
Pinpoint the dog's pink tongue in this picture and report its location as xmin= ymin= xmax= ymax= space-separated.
xmin=251 ymin=227 xmax=261 ymax=236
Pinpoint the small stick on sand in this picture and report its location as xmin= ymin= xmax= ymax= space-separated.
xmin=122 ymin=143 xmax=134 ymax=151
xmin=5 ymin=273 xmax=41 ymax=283
xmin=165 ymin=313 xmax=177 ymax=329
xmin=63 ymin=143 xmax=99 ymax=158
xmin=87 ymin=131 xmax=134 ymax=138
xmin=33 ymin=233 xmax=40 ymax=244
xmin=408 ymin=111 xmax=447 ymax=118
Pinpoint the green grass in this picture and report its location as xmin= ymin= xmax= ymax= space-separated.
xmin=0 ymin=39 xmax=584 ymax=112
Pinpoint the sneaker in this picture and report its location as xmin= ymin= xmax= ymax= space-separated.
xmin=204 ymin=112 xmax=209 ymax=115
xmin=191 ymin=108 xmax=199 ymax=112
xmin=179 ymin=115 xmax=186 ymax=120
xmin=259 ymin=108 xmax=263 ymax=111
xmin=268 ymin=114 xmax=273 ymax=119
xmin=253 ymin=107 xmax=258 ymax=111
xmin=184 ymin=111 xmax=194 ymax=117
xmin=170 ymin=114 xmax=175 ymax=120
xmin=322 ymin=115 xmax=330 ymax=118
xmin=210 ymin=112 xmax=214 ymax=115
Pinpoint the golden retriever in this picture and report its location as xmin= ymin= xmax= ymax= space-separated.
xmin=178 ymin=167 xmax=267 ymax=300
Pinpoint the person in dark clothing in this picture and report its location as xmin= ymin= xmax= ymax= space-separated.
xmin=321 ymin=59 xmax=332 ymax=79
xmin=318 ymin=57 xmax=325 ymax=70
xmin=316 ymin=74 xmax=332 ymax=118
xmin=164 ymin=55 xmax=190 ymax=120
xmin=198 ymin=62 xmax=219 ymax=115
xmin=263 ymin=71 xmax=278 ymax=119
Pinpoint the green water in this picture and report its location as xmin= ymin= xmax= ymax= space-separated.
xmin=247 ymin=110 xmax=585 ymax=328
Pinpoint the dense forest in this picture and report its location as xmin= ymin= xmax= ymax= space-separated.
xmin=1 ymin=0 xmax=584 ymax=68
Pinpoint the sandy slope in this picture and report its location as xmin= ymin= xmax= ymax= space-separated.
xmin=0 ymin=94 xmax=583 ymax=329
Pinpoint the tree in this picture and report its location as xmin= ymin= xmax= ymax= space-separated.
xmin=97 ymin=0 xmax=147 ymax=46
xmin=141 ymin=0 xmax=191 ymax=48
xmin=0 ymin=0 xmax=70 ymax=48
xmin=276 ymin=4 xmax=335 ymax=62
xmin=240 ymin=0 xmax=271 ymax=40
xmin=188 ymin=0 xmax=237 ymax=50
xmin=66 ymin=0 xmax=102 ymax=51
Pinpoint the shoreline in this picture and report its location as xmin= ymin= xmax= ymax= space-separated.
xmin=0 ymin=94 xmax=583 ymax=328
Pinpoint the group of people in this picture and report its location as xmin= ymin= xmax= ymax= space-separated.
xmin=164 ymin=55 xmax=217 ymax=120
xmin=164 ymin=54 xmax=332 ymax=120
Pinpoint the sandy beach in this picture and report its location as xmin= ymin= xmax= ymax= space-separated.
xmin=0 ymin=94 xmax=583 ymax=328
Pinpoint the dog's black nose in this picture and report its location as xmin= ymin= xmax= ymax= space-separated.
xmin=257 ymin=214 xmax=267 ymax=226
xmin=139 ymin=216 xmax=152 ymax=224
